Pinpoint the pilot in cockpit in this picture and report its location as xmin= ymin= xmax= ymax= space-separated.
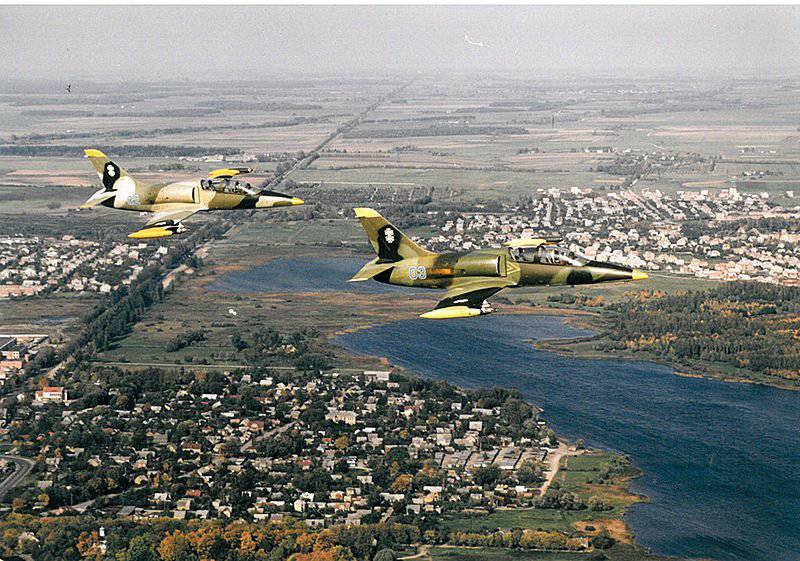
xmin=510 ymin=245 xmax=588 ymax=266
xmin=509 ymin=247 xmax=538 ymax=263
xmin=200 ymin=178 xmax=250 ymax=194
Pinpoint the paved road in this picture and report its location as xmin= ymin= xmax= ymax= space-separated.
xmin=270 ymin=81 xmax=411 ymax=189
xmin=0 ymin=454 xmax=34 ymax=496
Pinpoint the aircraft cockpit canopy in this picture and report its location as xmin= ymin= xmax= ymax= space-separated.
xmin=201 ymin=167 xmax=258 ymax=195
xmin=200 ymin=177 xmax=255 ymax=195
xmin=509 ymin=244 xmax=590 ymax=267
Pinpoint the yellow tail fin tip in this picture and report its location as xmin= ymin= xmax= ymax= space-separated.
xmin=84 ymin=149 xmax=107 ymax=158
xmin=354 ymin=207 xmax=381 ymax=218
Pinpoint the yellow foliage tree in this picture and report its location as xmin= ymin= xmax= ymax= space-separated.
xmin=187 ymin=525 xmax=223 ymax=559
xmin=239 ymin=530 xmax=258 ymax=556
xmin=391 ymin=474 xmax=413 ymax=492
xmin=158 ymin=530 xmax=191 ymax=561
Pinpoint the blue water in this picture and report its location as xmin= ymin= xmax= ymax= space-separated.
xmin=207 ymin=258 xmax=408 ymax=294
xmin=337 ymin=315 xmax=800 ymax=561
xmin=213 ymin=259 xmax=800 ymax=561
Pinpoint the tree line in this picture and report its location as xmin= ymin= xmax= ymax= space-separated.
xmin=599 ymin=282 xmax=800 ymax=381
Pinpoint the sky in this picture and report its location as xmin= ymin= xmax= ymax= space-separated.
xmin=2 ymin=5 xmax=800 ymax=81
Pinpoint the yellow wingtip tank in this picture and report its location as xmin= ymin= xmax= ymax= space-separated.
xmin=258 ymin=196 xmax=304 ymax=208
xmin=208 ymin=167 xmax=253 ymax=179
xmin=420 ymin=306 xmax=483 ymax=320
xmin=632 ymin=270 xmax=649 ymax=281
xmin=128 ymin=227 xmax=176 ymax=239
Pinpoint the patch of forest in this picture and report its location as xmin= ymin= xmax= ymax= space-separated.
xmin=598 ymin=282 xmax=800 ymax=384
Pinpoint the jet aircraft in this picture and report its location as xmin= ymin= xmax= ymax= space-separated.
xmin=351 ymin=208 xmax=649 ymax=319
xmin=80 ymin=149 xmax=304 ymax=239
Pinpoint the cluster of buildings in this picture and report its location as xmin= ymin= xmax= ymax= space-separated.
xmin=0 ymin=335 xmax=47 ymax=386
xmin=179 ymin=153 xmax=259 ymax=164
xmin=421 ymin=186 xmax=800 ymax=285
xmin=16 ymin=368 xmax=554 ymax=525
xmin=0 ymin=236 xmax=163 ymax=298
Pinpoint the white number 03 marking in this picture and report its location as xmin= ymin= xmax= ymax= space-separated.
xmin=408 ymin=266 xmax=427 ymax=280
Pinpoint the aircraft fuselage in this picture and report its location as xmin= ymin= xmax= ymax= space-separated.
xmin=373 ymin=249 xmax=644 ymax=291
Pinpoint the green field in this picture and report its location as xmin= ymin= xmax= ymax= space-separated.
xmin=0 ymin=293 xmax=98 ymax=341
xmin=427 ymin=547 xmax=590 ymax=561
xmin=425 ymin=544 xmax=669 ymax=561
xmin=441 ymin=508 xmax=616 ymax=534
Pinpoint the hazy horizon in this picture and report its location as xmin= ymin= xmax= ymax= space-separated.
xmin=2 ymin=5 xmax=800 ymax=81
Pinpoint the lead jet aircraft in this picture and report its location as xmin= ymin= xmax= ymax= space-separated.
xmin=351 ymin=208 xmax=649 ymax=319
xmin=80 ymin=149 xmax=304 ymax=238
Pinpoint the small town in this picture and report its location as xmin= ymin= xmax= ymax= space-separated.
xmin=1 ymin=360 xmax=576 ymax=528
xmin=420 ymin=186 xmax=800 ymax=285
xmin=0 ymin=236 xmax=161 ymax=297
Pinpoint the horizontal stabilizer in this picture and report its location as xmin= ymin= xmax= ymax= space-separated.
xmin=348 ymin=259 xmax=394 ymax=282
xmin=80 ymin=190 xmax=116 ymax=209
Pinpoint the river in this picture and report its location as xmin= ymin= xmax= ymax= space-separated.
xmin=214 ymin=258 xmax=800 ymax=561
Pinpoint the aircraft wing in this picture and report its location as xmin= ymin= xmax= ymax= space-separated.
xmin=128 ymin=206 xmax=201 ymax=239
xmin=420 ymin=278 xmax=511 ymax=319
xmin=144 ymin=206 xmax=201 ymax=227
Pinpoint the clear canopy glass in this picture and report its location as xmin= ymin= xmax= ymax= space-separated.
xmin=200 ymin=177 xmax=255 ymax=195
xmin=509 ymin=245 xmax=589 ymax=267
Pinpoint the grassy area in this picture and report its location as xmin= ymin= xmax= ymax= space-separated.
xmin=425 ymin=544 xmax=670 ymax=561
xmin=441 ymin=508 xmax=616 ymax=534
xmin=442 ymin=451 xmax=640 ymax=538
xmin=0 ymin=293 xmax=98 ymax=341
xmin=224 ymin=216 xmax=367 ymax=247
xmin=427 ymin=547 xmax=590 ymax=561
xmin=0 ymin=184 xmax=94 ymax=213
xmin=94 ymin=238 xmax=437 ymax=367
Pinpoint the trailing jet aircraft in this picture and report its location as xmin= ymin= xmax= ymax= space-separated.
xmin=80 ymin=149 xmax=303 ymax=239
xmin=351 ymin=208 xmax=648 ymax=319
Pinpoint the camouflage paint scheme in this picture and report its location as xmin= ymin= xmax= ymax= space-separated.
xmin=351 ymin=208 xmax=648 ymax=319
xmin=80 ymin=149 xmax=303 ymax=238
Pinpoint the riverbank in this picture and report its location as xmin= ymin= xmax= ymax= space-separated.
xmin=336 ymin=313 xmax=800 ymax=560
xmin=333 ymin=321 xmax=681 ymax=561
xmin=534 ymin=311 xmax=800 ymax=391
xmin=161 ymin=254 xmax=798 ymax=559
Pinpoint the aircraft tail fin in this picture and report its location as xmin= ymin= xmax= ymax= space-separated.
xmin=348 ymin=258 xmax=395 ymax=282
xmin=353 ymin=208 xmax=434 ymax=263
xmin=84 ymin=148 xmax=134 ymax=192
